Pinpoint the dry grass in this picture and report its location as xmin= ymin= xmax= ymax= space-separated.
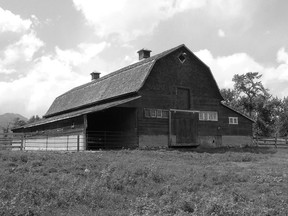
xmin=0 ymin=147 xmax=288 ymax=215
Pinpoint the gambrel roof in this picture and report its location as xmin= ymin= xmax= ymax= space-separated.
xmin=44 ymin=44 xmax=223 ymax=118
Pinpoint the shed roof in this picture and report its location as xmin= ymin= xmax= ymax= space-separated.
xmin=45 ymin=44 xmax=184 ymax=117
xmin=19 ymin=96 xmax=141 ymax=129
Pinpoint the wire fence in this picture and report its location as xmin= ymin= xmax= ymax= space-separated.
xmin=87 ymin=131 xmax=137 ymax=150
xmin=254 ymin=136 xmax=288 ymax=148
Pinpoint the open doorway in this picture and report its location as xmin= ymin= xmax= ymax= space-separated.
xmin=86 ymin=107 xmax=137 ymax=149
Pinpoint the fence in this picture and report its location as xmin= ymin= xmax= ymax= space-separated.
xmin=0 ymin=133 xmax=24 ymax=150
xmin=0 ymin=132 xmax=84 ymax=151
xmin=87 ymin=131 xmax=137 ymax=150
xmin=254 ymin=136 xmax=288 ymax=148
xmin=0 ymin=131 xmax=137 ymax=151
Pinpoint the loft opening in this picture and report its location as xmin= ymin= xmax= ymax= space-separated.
xmin=178 ymin=52 xmax=187 ymax=63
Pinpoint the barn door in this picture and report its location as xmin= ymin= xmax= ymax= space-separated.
xmin=169 ymin=111 xmax=198 ymax=146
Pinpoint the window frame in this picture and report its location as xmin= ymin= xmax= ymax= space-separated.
xmin=229 ymin=117 xmax=238 ymax=125
xmin=199 ymin=111 xmax=218 ymax=121
xmin=144 ymin=108 xmax=169 ymax=119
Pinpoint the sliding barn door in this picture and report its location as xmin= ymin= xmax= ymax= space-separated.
xmin=169 ymin=111 xmax=198 ymax=146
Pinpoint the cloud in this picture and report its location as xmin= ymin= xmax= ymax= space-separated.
xmin=277 ymin=47 xmax=288 ymax=64
xmin=217 ymin=29 xmax=226 ymax=37
xmin=0 ymin=41 xmax=109 ymax=117
xmin=72 ymin=0 xmax=247 ymax=42
xmin=0 ymin=7 xmax=31 ymax=33
xmin=0 ymin=55 xmax=88 ymax=117
xmin=55 ymin=42 xmax=108 ymax=66
xmin=72 ymin=0 xmax=208 ymax=41
xmin=195 ymin=48 xmax=288 ymax=98
xmin=0 ymin=31 xmax=44 ymax=74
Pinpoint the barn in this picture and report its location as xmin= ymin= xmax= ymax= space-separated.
xmin=13 ymin=44 xmax=254 ymax=150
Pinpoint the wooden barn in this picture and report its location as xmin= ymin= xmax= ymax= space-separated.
xmin=13 ymin=44 xmax=254 ymax=150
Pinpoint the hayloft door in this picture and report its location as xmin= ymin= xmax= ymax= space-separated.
xmin=169 ymin=111 xmax=198 ymax=146
xmin=176 ymin=87 xmax=190 ymax=110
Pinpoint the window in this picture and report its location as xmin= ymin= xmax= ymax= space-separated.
xmin=199 ymin=111 xmax=218 ymax=121
xmin=156 ymin=109 xmax=162 ymax=118
xmin=144 ymin=109 xmax=150 ymax=118
xmin=162 ymin=110 xmax=169 ymax=119
xmin=229 ymin=117 xmax=238 ymax=125
xmin=150 ymin=109 xmax=156 ymax=118
xmin=144 ymin=108 xmax=169 ymax=119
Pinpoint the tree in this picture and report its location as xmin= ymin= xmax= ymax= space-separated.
xmin=12 ymin=117 xmax=27 ymax=129
xmin=232 ymin=72 xmax=268 ymax=117
xmin=27 ymin=115 xmax=41 ymax=124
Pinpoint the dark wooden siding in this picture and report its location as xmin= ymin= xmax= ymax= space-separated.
xmin=138 ymin=46 xmax=223 ymax=136
xmin=138 ymin=46 xmax=252 ymax=137
xmin=219 ymin=105 xmax=253 ymax=136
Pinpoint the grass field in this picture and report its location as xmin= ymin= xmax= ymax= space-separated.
xmin=1 ymin=147 xmax=288 ymax=215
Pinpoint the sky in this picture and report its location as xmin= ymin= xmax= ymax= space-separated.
xmin=0 ymin=0 xmax=288 ymax=118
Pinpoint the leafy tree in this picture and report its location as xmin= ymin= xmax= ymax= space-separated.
xmin=278 ymin=97 xmax=288 ymax=137
xmin=232 ymin=72 xmax=268 ymax=117
xmin=12 ymin=117 xmax=27 ymax=129
xmin=254 ymin=96 xmax=282 ymax=137
xmin=27 ymin=115 xmax=41 ymax=124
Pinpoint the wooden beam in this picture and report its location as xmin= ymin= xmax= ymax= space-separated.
xmin=83 ymin=114 xmax=88 ymax=150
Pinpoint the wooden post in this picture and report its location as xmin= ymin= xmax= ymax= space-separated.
xmin=83 ymin=114 xmax=88 ymax=150
xmin=275 ymin=136 xmax=277 ymax=148
xmin=20 ymin=134 xmax=24 ymax=151
xmin=168 ymin=110 xmax=172 ymax=147
xmin=77 ymin=135 xmax=80 ymax=151
xmin=46 ymin=135 xmax=48 ymax=151
xmin=286 ymin=136 xmax=288 ymax=145
xmin=66 ymin=135 xmax=69 ymax=151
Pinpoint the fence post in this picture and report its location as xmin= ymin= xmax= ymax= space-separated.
xmin=20 ymin=134 xmax=24 ymax=151
xmin=275 ymin=136 xmax=277 ymax=148
xmin=286 ymin=136 xmax=288 ymax=145
xmin=67 ymin=135 xmax=69 ymax=151
xmin=46 ymin=135 xmax=48 ymax=151
xmin=77 ymin=135 xmax=80 ymax=151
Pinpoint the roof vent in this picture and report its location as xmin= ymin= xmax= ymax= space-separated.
xmin=90 ymin=72 xmax=101 ymax=81
xmin=137 ymin=48 xmax=151 ymax=60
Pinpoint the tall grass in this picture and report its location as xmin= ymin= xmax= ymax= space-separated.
xmin=0 ymin=148 xmax=287 ymax=215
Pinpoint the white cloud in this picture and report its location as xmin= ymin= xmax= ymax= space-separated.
xmin=0 ymin=55 xmax=88 ymax=117
xmin=56 ymin=42 xmax=108 ymax=66
xmin=0 ymin=31 xmax=44 ymax=74
xmin=0 ymin=7 xmax=31 ymax=33
xmin=72 ymin=0 xmax=208 ymax=41
xmin=218 ymin=29 xmax=226 ymax=37
xmin=0 ymin=41 xmax=109 ymax=117
xmin=195 ymin=48 xmax=288 ymax=98
xmin=277 ymin=47 xmax=288 ymax=64
xmin=72 ymin=0 xmax=247 ymax=41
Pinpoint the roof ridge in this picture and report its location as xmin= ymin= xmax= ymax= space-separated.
xmin=57 ymin=44 xmax=185 ymax=98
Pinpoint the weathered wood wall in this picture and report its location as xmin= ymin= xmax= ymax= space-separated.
xmin=137 ymin=46 xmax=253 ymax=147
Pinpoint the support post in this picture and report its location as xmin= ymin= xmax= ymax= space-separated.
xmin=83 ymin=114 xmax=88 ymax=150
xmin=168 ymin=110 xmax=172 ymax=147
xmin=46 ymin=135 xmax=48 ymax=151
xmin=20 ymin=134 xmax=24 ymax=151
xmin=66 ymin=135 xmax=69 ymax=151
xmin=275 ymin=136 xmax=277 ymax=148
xmin=77 ymin=135 xmax=80 ymax=151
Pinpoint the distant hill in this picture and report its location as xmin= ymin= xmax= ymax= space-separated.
xmin=0 ymin=113 xmax=28 ymax=131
